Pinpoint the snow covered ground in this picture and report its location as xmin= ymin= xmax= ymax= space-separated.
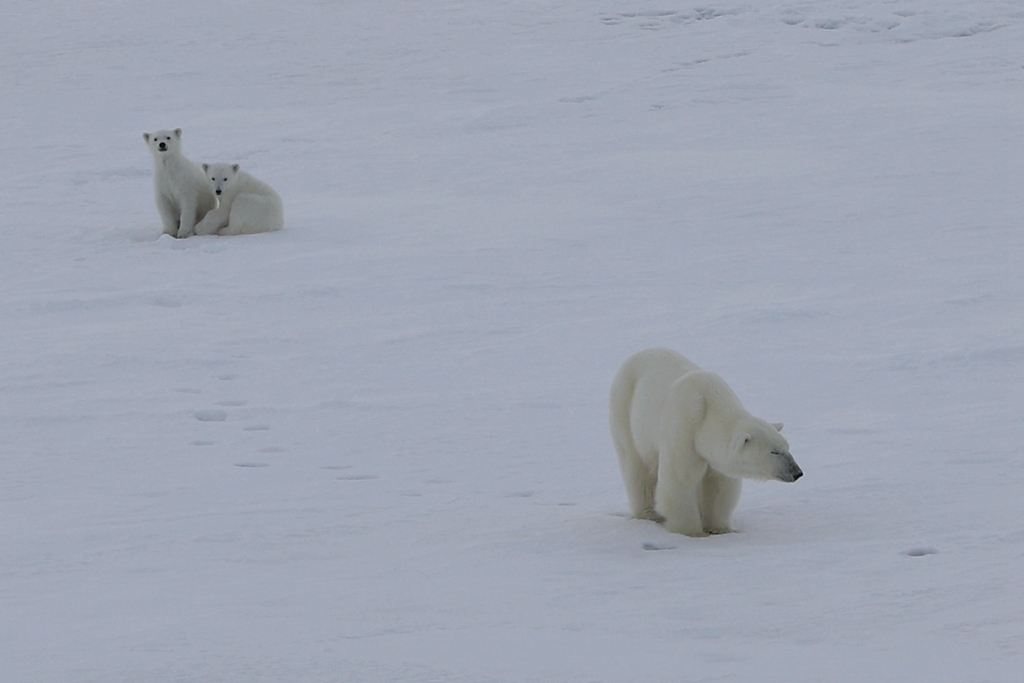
xmin=2 ymin=1 xmax=1024 ymax=681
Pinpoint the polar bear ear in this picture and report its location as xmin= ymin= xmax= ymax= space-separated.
xmin=202 ymin=163 xmax=208 ymax=172
xmin=143 ymin=132 xmax=150 ymax=143
xmin=231 ymin=164 xmax=240 ymax=173
xmin=772 ymin=422 xmax=784 ymax=432
xmin=174 ymin=128 xmax=182 ymax=138
xmin=730 ymin=432 xmax=751 ymax=456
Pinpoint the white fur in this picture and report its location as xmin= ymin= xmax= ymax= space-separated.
xmin=194 ymin=163 xmax=284 ymax=236
xmin=609 ymin=348 xmax=802 ymax=536
xmin=143 ymin=129 xmax=217 ymax=239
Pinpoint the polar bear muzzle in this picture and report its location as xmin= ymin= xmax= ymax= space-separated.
xmin=774 ymin=450 xmax=803 ymax=482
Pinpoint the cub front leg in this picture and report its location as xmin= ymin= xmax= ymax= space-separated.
xmin=194 ymin=207 xmax=228 ymax=236
xmin=176 ymin=199 xmax=199 ymax=238
xmin=156 ymin=195 xmax=179 ymax=236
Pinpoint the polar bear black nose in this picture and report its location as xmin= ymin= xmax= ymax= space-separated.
xmin=158 ymin=142 xmax=166 ymax=150
xmin=777 ymin=458 xmax=802 ymax=482
xmin=215 ymin=189 xmax=221 ymax=195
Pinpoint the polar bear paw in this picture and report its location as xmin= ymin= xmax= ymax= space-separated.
xmin=636 ymin=508 xmax=666 ymax=524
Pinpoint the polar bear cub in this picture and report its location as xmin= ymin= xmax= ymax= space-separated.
xmin=610 ymin=348 xmax=802 ymax=536
xmin=143 ymin=129 xmax=218 ymax=238
xmin=194 ymin=163 xmax=284 ymax=236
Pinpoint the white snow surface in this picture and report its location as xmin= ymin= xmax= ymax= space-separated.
xmin=3 ymin=1 xmax=1024 ymax=681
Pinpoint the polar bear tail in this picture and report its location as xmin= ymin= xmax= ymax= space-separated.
xmin=609 ymin=360 xmax=660 ymax=521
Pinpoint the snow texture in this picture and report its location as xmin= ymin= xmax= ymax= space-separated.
xmin=2 ymin=1 xmax=1023 ymax=681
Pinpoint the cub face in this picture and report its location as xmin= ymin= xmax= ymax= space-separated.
xmin=143 ymin=128 xmax=182 ymax=155
xmin=201 ymin=162 xmax=241 ymax=196
xmin=727 ymin=419 xmax=802 ymax=483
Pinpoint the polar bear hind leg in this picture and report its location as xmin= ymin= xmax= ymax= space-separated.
xmin=615 ymin=437 xmax=661 ymax=522
xmin=609 ymin=364 xmax=662 ymax=521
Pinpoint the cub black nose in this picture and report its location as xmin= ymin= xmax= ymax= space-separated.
xmin=792 ymin=469 xmax=803 ymax=481
xmin=215 ymin=190 xmax=221 ymax=195
xmin=158 ymin=143 xmax=166 ymax=150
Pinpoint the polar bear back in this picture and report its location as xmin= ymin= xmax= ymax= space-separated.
xmin=229 ymin=170 xmax=279 ymax=202
xmin=621 ymin=348 xmax=701 ymax=462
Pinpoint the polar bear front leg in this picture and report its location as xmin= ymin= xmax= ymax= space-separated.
xmin=700 ymin=469 xmax=741 ymax=534
xmin=656 ymin=456 xmax=709 ymax=537
xmin=156 ymin=195 xmax=179 ymax=236
xmin=194 ymin=207 xmax=228 ymax=236
xmin=176 ymin=199 xmax=199 ymax=238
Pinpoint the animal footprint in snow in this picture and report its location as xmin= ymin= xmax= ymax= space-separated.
xmin=192 ymin=409 xmax=227 ymax=422
xmin=336 ymin=474 xmax=379 ymax=481
xmin=642 ymin=542 xmax=677 ymax=551
xmin=234 ymin=462 xmax=268 ymax=468
xmin=148 ymin=294 xmax=184 ymax=308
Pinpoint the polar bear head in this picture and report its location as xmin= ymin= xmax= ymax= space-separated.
xmin=143 ymin=128 xmax=182 ymax=155
xmin=201 ymin=162 xmax=241 ymax=197
xmin=726 ymin=418 xmax=803 ymax=483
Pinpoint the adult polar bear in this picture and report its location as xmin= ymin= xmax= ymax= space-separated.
xmin=143 ymin=129 xmax=217 ymax=239
xmin=194 ymin=163 xmax=284 ymax=236
xmin=610 ymin=348 xmax=802 ymax=536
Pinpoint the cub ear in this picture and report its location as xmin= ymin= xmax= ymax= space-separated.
xmin=730 ymin=432 xmax=751 ymax=456
xmin=772 ymin=422 xmax=784 ymax=432
xmin=202 ymin=163 xmax=208 ymax=172
xmin=174 ymin=128 xmax=182 ymax=138
xmin=143 ymin=133 xmax=150 ymax=142
xmin=231 ymin=164 xmax=240 ymax=173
